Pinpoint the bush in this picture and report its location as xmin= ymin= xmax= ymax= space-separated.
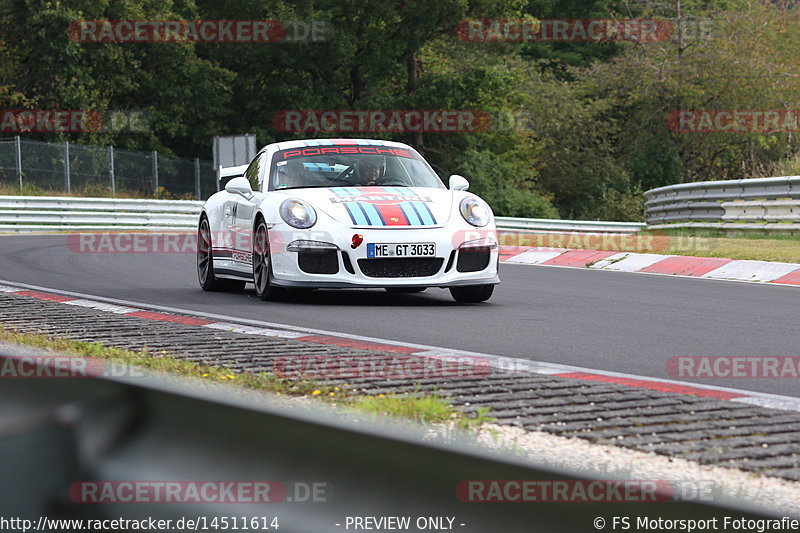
xmin=453 ymin=149 xmax=559 ymax=219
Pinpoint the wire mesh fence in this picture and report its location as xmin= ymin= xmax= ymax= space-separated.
xmin=0 ymin=137 xmax=218 ymax=200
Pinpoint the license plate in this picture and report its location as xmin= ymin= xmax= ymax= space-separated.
xmin=367 ymin=243 xmax=436 ymax=258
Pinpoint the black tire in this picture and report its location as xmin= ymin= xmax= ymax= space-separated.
xmin=385 ymin=287 xmax=426 ymax=293
xmin=252 ymin=219 xmax=284 ymax=301
xmin=449 ymin=284 xmax=494 ymax=303
xmin=197 ymin=216 xmax=245 ymax=292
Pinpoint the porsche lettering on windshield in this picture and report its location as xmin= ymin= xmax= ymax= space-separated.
xmin=281 ymin=146 xmax=412 ymax=159
xmin=330 ymin=194 xmax=432 ymax=204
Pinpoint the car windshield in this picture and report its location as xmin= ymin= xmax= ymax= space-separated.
xmin=269 ymin=145 xmax=445 ymax=191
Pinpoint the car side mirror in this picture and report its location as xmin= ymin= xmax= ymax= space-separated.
xmin=225 ymin=176 xmax=254 ymax=199
xmin=449 ymin=174 xmax=469 ymax=191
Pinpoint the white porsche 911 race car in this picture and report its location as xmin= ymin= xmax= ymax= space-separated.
xmin=197 ymin=138 xmax=499 ymax=302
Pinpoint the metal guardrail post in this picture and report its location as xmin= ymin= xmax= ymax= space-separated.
xmin=14 ymin=136 xmax=22 ymax=190
xmin=151 ymin=150 xmax=159 ymax=197
xmin=108 ymin=146 xmax=115 ymax=197
xmin=194 ymin=158 xmax=201 ymax=200
xmin=63 ymin=141 xmax=71 ymax=194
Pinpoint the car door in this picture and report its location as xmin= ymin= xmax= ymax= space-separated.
xmin=229 ymin=153 xmax=265 ymax=264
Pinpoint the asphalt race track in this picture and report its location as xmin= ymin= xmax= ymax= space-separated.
xmin=1 ymin=234 xmax=797 ymax=398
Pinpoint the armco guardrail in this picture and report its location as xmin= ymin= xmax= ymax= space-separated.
xmin=0 ymin=196 xmax=643 ymax=234
xmin=0 ymin=196 xmax=202 ymax=231
xmin=0 ymin=344 xmax=777 ymax=530
xmin=645 ymin=176 xmax=800 ymax=229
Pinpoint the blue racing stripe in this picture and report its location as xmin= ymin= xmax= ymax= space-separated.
xmin=345 ymin=203 xmax=369 ymax=225
xmin=343 ymin=187 xmax=362 ymax=197
xmin=355 ymin=202 xmax=376 ymax=226
xmin=342 ymin=187 xmax=361 ymax=196
xmin=399 ymin=202 xmax=422 ymax=225
xmin=412 ymin=201 xmax=436 ymax=225
xmin=305 ymin=139 xmax=332 ymax=146
xmin=360 ymin=202 xmax=385 ymax=226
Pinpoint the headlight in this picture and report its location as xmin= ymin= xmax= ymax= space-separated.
xmin=280 ymin=199 xmax=317 ymax=229
xmin=459 ymin=197 xmax=490 ymax=227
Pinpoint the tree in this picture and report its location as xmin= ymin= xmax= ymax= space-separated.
xmin=2 ymin=0 xmax=233 ymax=156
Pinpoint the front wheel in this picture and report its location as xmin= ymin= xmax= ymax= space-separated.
xmin=197 ymin=217 xmax=245 ymax=292
xmin=449 ymin=284 xmax=494 ymax=303
xmin=252 ymin=220 xmax=284 ymax=301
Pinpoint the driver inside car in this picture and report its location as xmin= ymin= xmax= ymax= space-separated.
xmin=356 ymin=157 xmax=384 ymax=186
xmin=276 ymin=160 xmax=308 ymax=189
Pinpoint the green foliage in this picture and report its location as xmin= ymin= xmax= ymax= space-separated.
xmin=2 ymin=0 xmax=233 ymax=155
xmin=3 ymin=0 xmax=800 ymax=220
xmin=454 ymin=148 xmax=558 ymax=218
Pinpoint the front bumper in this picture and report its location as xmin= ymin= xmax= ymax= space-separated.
xmin=269 ymin=223 xmax=499 ymax=288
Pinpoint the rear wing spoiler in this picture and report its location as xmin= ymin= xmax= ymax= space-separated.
xmin=216 ymin=164 xmax=248 ymax=190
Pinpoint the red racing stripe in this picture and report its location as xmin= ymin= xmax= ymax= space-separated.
xmin=772 ymin=269 xmax=800 ymax=285
xmin=499 ymin=245 xmax=531 ymax=261
xmin=541 ymin=249 xmax=617 ymax=268
xmin=555 ymin=372 xmax=747 ymax=400
xmin=357 ymin=186 xmax=410 ymax=226
xmin=15 ymin=290 xmax=74 ymax=302
xmin=124 ymin=311 xmax=214 ymax=326
xmin=640 ymin=256 xmax=732 ymax=277
xmin=374 ymin=203 xmax=408 ymax=226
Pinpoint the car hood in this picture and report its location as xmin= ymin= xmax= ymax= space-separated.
xmin=274 ymin=186 xmax=453 ymax=228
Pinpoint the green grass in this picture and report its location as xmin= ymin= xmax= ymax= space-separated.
xmin=0 ymin=327 xmax=493 ymax=430
xmin=0 ymin=326 xmax=331 ymax=396
xmin=354 ymin=392 xmax=494 ymax=429
xmin=639 ymin=229 xmax=800 ymax=263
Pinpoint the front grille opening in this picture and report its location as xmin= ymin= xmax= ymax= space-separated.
xmin=298 ymin=249 xmax=339 ymax=274
xmin=341 ymin=251 xmax=355 ymax=274
xmin=456 ymin=249 xmax=491 ymax=273
xmin=358 ymin=258 xmax=444 ymax=278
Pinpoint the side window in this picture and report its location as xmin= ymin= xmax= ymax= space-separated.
xmin=244 ymin=153 xmax=264 ymax=191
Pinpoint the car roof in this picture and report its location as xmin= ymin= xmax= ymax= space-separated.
xmin=262 ymin=138 xmax=414 ymax=154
